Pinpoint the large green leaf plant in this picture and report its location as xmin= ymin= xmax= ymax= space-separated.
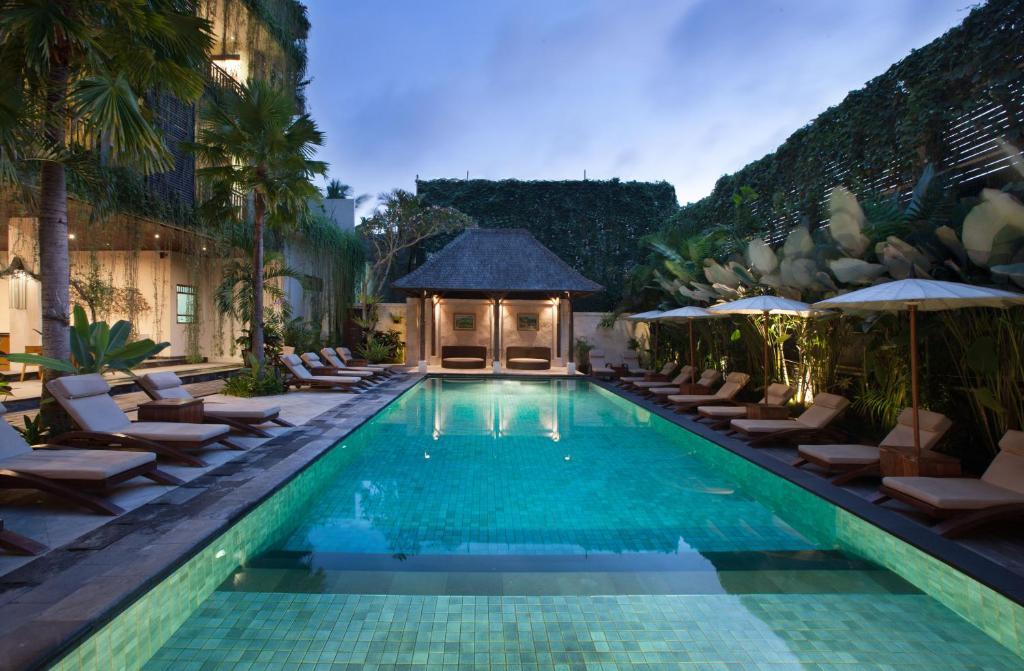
xmin=4 ymin=305 xmax=168 ymax=375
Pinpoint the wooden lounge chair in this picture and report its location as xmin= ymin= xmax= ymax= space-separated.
xmin=695 ymin=383 xmax=795 ymax=428
xmin=617 ymin=352 xmax=648 ymax=376
xmin=281 ymin=354 xmax=364 ymax=391
xmin=0 ymin=519 xmax=46 ymax=555
xmin=300 ymin=352 xmax=379 ymax=381
xmin=320 ymin=348 xmax=391 ymax=377
xmin=793 ymin=408 xmax=952 ymax=485
xmin=336 ymin=347 xmax=404 ymax=374
xmin=139 ymin=372 xmax=293 ymax=438
xmin=47 ymin=375 xmax=242 ymax=467
xmin=633 ymin=366 xmax=696 ymax=394
xmin=618 ymin=361 xmax=678 ymax=386
xmin=729 ymin=392 xmax=850 ymax=447
xmin=871 ymin=430 xmax=1024 ymax=537
xmin=668 ymin=372 xmax=748 ymax=412
xmin=587 ymin=350 xmax=618 ymax=380
xmin=0 ymin=403 xmax=180 ymax=516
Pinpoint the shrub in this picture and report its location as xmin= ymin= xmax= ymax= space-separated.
xmin=222 ymin=356 xmax=287 ymax=397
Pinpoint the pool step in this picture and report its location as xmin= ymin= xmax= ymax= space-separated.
xmin=220 ymin=549 xmax=920 ymax=596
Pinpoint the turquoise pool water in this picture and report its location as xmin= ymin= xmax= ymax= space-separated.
xmin=131 ymin=379 xmax=1021 ymax=669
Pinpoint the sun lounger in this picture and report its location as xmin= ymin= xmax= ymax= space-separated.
xmin=300 ymin=352 xmax=378 ymax=381
xmin=587 ymin=350 xmax=618 ymax=380
xmin=729 ymin=392 xmax=850 ymax=447
xmin=616 ymin=352 xmax=649 ymax=376
xmin=632 ymin=366 xmax=696 ymax=392
xmin=47 ymin=375 xmax=241 ymax=467
xmin=0 ymin=403 xmax=180 ymax=515
xmin=0 ymin=519 xmax=46 ymax=555
xmin=793 ymin=408 xmax=952 ymax=485
xmin=320 ymin=348 xmax=391 ymax=376
xmin=668 ymin=372 xmax=748 ymax=412
xmin=651 ymin=370 xmax=716 ymax=401
xmin=281 ymin=354 xmax=364 ymax=391
xmin=618 ymin=361 xmax=678 ymax=386
xmin=336 ymin=347 xmax=403 ymax=374
xmin=139 ymin=372 xmax=292 ymax=438
xmin=871 ymin=430 xmax=1024 ymax=537
xmin=696 ymin=384 xmax=795 ymax=428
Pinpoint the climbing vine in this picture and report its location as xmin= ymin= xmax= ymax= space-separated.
xmin=416 ymin=178 xmax=678 ymax=310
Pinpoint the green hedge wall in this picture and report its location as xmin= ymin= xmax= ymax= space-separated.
xmin=667 ymin=0 xmax=1024 ymax=241
xmin=416 ymin=178 xmax=678 ymax=310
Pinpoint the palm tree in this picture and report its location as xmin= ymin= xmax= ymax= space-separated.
xmin=190 ymin=80 xmax=326 ymax=363
xmin=0 ymin=1 xmax=211 ymax=427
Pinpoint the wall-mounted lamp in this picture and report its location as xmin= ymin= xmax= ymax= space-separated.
xmin=9 ymin=269 xmax=29 ymax=310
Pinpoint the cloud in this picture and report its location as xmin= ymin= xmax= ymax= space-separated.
xmin=304 ymin=0 xmax=968 ymax=214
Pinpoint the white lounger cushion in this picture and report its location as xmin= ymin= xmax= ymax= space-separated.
xmin=0 ymin=449 xmax=154 ymax=480
xmin=122 ymin=422 xmax=229 ymax=442
xmin=141 ymin=372 xmax=192 ymax=400
xmin=799 ymin=444 xmax=880 ymax=465
xmin=882 ymin=476 xmax=1024 ymax=510
xmin=731 ymin=418 xmax=803 ymax=433
xmin=667 ymin=394 xmax=719 ymax=404
xmin=508 ymin=358 xmax=548 ymax=364
xmin=203 ymin=403 xmax=280 ymax=420
xmin=310 ymin=376 xmax=361 ymax=384
xmin=697 ymin=405 xmax=748 ymax=418
xmin=444 ymin=357 xmax=485 ymax=364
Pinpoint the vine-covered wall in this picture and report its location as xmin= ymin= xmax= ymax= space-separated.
xmin=416 ymin=178 xmax=679 ymax=310
xmin=667 ymin=0 xmax=1024 ymax=244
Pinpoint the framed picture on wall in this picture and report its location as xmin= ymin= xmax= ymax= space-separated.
xmin=453 ymin=313 xmax=476 ymax=330
xmin=517 ymin=313 xmax=539 ymax=331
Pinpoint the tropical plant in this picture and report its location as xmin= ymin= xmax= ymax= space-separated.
xmin=324 ymin=178 xmax=369 ymax=208
xmin=222 ymin=354 xmax=286 ymax=398
xmin=366 ymin=329 xmax=404 ymax=363
xmin=355 ymin=335 xmax=394 ymax=364
xmin=215 ymin=254 xmax=300 ymax=326
xmin=14 ymin=414 xmax=48 ymax=445
xmin=235 ymin=315 xmax=285 ymax=365
xmin=190 ymin=79 xmax=326 ymax=364
xmin=282 ymin=316 xmax=321 ymax=354
xmin=0 ymin=0 xmax=212 ymax=428
xmin=4 ymin=305 xmax=168 ymax=375
xmin=574 ymin=337 xmax=595 ymax=373
xmin=359 ymin=189 xmax=473 ymax=307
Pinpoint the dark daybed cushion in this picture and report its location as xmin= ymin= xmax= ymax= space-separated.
xmin=441 ymin=346 xmax=488 ymax=369
xmin=506 ymin=347 xmax=551 ymax=370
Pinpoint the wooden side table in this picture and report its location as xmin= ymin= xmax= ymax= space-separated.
xmin=879 ymin=446 xmax=961 ymax=477
xmin=138 ymin=398 xmax=204 ymax=423
xmin=744 ymin=403 xmax=790 ymax=420
xmin=677 ymin=383 xmax=711 ymax=395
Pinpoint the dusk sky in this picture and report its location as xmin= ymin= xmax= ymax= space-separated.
xmin=304 ymin=0 xmax=970 ymax=217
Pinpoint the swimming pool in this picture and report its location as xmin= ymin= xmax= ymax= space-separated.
xmin=54 ymin=378 xmax=1024 ymax=669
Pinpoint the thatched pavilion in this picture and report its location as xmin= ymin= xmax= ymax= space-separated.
xmin=393 ymin=229 xmax=602 ymax=373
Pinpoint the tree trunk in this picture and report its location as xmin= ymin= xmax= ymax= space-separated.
xmin=38 ymin=62 xmax=72 ymax=433
xmin=250 ymin=194 xmax=266 ymax=364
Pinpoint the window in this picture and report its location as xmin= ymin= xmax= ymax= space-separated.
xmin=176 ymin=284 xmax=196 ymax=324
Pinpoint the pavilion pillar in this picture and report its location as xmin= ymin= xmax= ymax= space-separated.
xmin=492 ymin=297 xmax=501 ymax=372
xmin=430 ymin=295 xmax=438 ymax=357
xmin=554 ymin=298 xmax=561 ymax=360
xmin=418 ymin=293 xmax=427 ymax=372
xmin=566 ymin=294 xmax=576 ymax=374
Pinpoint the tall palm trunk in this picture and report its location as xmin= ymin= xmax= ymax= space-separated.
xmin=38 ymin=61 xmax=71 ymax=432
xmin=251 ymin=193 xmax=266 ymax=363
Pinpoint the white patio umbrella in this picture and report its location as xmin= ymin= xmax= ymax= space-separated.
xmin=657 ymin=306 xmax=725 ymax=383
xmin=709 ymin=296 xmax=828 ymax=403
xmin=814 ymin=278 xmax=1024 ymax=464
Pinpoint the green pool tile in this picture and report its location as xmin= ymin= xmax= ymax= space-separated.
xmin=50 ymin=379 xmax=1024 ymax=669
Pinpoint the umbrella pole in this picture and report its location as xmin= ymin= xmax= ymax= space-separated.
xmin=763 ymin=310 xmax=770 ymax=404
xmin=909 ymin=304 xmax=921 ymax=465
xmin=688 ymin=320 xmax=696 ymax=383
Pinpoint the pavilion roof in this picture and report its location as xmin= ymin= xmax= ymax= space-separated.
xmin=392 ymin=228 xmax=603 ymax=296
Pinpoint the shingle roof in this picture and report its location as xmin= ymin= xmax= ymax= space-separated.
xmin=392 ymin=228 xmax=603 ymax=295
